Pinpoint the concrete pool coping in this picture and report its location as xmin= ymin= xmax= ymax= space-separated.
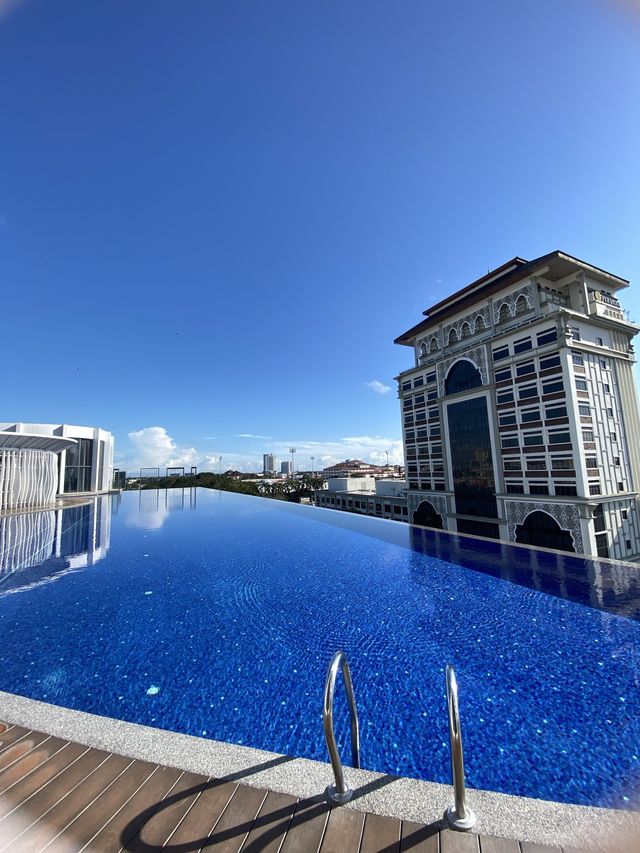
xmin=1 ymin=690 xmax=638 ymax=850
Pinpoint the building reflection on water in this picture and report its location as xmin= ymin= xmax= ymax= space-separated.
xmin=0 ymin=489 xmax=198 ymax=594
xmin=408 ymin=525 xmax=640 ymax=621
xmin=0 ymin=495 xmax=113 ymax=595
xmin=1 ymin=487 xmax=637 ymax=624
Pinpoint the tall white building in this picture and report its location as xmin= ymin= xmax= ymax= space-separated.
xmin=263 ymin=453 xmax=278 ymax=474
xmin=395 ymin=251 xmax=640 ymax=559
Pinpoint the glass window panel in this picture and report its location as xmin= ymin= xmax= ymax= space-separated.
xmin=514 ymin=338 xmax=532 ymax=353
xmin=445 ymin=361 xmax=483 ymax=395
xmin=447 ymin=396 xmax=497 ymax=518
xmin=540 ymin=355 xmax=561 ymax=370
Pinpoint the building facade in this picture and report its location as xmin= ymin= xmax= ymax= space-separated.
xmin=395 ymin=251 xmax=640 ymax=558
xmin=314 ymin=477 xmax=409 ymax=521
xmin=0 ymin=432 xmax=76 ymax=511
xmin=0 ymin=423 xmax=114 ymax=500
xmin=280 ymin=461 xmax=292 ymax=476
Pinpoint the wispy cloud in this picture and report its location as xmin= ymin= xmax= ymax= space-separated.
xmin=235 ymin=433 xmax=272 ymax=439
xmin=271 ymin=435 xmax=403 ymax=468
xmin=202 ymin=436 xmax=217 ymax=440
xmin=0 ymin=0 xmax=26 ymax=23
xmin=364 ymin=380 xmax=392 ymax=395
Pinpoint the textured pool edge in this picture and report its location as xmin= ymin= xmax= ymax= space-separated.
xmin=1 ymin=690 xmax=638 ymax=850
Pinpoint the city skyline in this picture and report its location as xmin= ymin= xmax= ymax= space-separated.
xmin=2 ymin=1 xmax=640 ymax=473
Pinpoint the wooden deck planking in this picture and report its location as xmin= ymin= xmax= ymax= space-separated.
xmin=0 ymin=746 xmax=107 ymax=851
xmin=319 ymin=803 xmax=365 ymax=852
xmin=279 ymin=796 xmax=331 ymax=853
xmin=42 ymin=759 xmax=160 ymax=851
xmin=0 ymin=740 xmax=87 ymax=818
xmin=5 ymin=753 xmax=134 ymax=853
xmin=521 ymin=845 xmax=564 ymax=853
xmin=0 ymin=722 xmax=570 ymax=853
xmin=161 ymin=778 xmax=238 ymax=848
xmin=240 ymin=789 xmax=299 ymax=853
xmin=479 ymin=836 xmax=521 ymax=853
xmin=400 ymin=819 xmax=440 ymax=853
xmin=122 ymin=769 xmax=210 ymax=851
xmin=83 ymin=763 xmax=182 ymax=851
xmin=0 ymin=724 xmax=33 ymax=754
xmin=360 ymin=811 xmax=402 ymax=852
xmin=441 ymin=828 xmax=480 ymax=853
xmin=197 ymin=783 xmax=268 ymax=852
xmin=0 ymin=730 xmax=52 ymax=776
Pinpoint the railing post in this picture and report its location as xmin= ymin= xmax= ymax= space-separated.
xmin=323 ymin=651 xmax=360 ymax=804
xmin=445 ymin=664 xmax=476 ymax=830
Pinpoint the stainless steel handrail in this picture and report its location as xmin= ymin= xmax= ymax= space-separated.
xmin=445 ymin=664 xmax=476 ymax=830
xmin=323 ymin=650 xmax=361 ymax=804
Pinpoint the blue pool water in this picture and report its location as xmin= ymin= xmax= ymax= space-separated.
xmin=0 ymin=488 xmax=639 ymax=809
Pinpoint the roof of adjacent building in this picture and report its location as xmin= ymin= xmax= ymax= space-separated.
xmin=394 ymin=250 xmax=629 ymax=346
xmin=0 ymin=431 xmax=76 ymax=453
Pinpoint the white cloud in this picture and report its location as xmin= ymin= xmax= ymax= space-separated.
xmin=364 ymin=380 xmax=392 ymax=395
xmin=235 ymin=433 xmax=272 ymax=439
xmin=121 ymin=427 xmax=403 ymax=475
xmin=126 ymin=426 xmax=199 ymax=473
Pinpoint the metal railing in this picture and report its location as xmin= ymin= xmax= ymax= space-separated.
xmin=323 ymin=650 xmax=360 ymax=803
xmin=445 ymin=664 xmax=476 ymax=830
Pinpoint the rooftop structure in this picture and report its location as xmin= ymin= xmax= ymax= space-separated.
xmin=0 ymin=423 xmax=114 ymax=503
xmin=314 ymin=476 xmax=408 ymax=521
xmin=395 ymin=250 xmax=640 ymax=557
xmin=321 ymin=459 xmax=387 ymax=478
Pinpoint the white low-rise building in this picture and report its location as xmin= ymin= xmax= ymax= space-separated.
xmin=0 ymin=423 xmax=114 ymax=511
xmin=315 ymin=476 xmax=408 ymax=521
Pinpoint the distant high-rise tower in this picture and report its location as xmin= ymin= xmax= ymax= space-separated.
xmin=281 ymin=461 xmax=292 ymax=476
xmin=263 ymin=453 xmax=277 ymax=474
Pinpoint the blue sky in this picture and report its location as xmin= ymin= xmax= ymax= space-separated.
xmin=2 ymin=0 xmax=640 ymax=473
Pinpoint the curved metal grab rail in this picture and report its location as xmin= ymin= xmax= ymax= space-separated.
xmin=445 ymin=664 xmax=476 ymax=830
xmin=323 ymin=650 xmax=361 ymax=803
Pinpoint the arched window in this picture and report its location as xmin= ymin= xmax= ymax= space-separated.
xmin=496 ymin=302 xmax=510 ymax=324
xmin=444 ymin=360 xmax=482 ymax=395
xmin=419 ymin=342 xmax=427 ymax=358
xmin=428 ymin=336 xmax=439 ymax=353
xmin=447 ymin=328 xmax=459 ymax=346
xmin=413 ymin=501 xmax=444 ymax=529
xmin=474 ymin=314 xmax=486 ymax=332
xmin=460 ymin=322 xmax=472 ymax=339
xmin=515 ymin=511 xmax=575 ymax=553
xmin=514 ymin=294 xmax=529 ymax=316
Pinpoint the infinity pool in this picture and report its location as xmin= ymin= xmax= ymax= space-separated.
xmin=1 ymin=488 xmax=639 ymax=808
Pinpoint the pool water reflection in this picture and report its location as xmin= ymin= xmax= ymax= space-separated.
xmin=0 ymin=488 xmax=638 ymax=809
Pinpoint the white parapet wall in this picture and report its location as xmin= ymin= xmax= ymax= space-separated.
xmin=0 ymin=433 xmax=76 ymax=512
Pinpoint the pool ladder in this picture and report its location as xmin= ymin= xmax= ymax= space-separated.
xmin=322 ymin=651 xmax=476 ymax=830
xmin=323 ymin=651 xmax=360 ymax=803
